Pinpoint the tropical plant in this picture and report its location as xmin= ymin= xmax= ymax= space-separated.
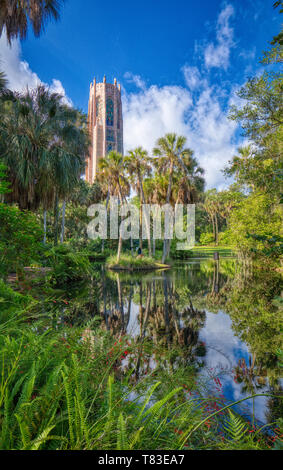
xmin=99 ymin=151 xmax=129 ymax=262
xmin=153 ymin=133 xmax=194 ymax=262
xmin=45 ymin=244 xmax=92 ymax=285
xmin=0 ymin=85 xmax=88 ymax=244
xmin=0 ymin=0 xmax=65 ymax=44
xmin=0 ymin=203 xmax=43 ymax=279
xmin=125 ymin=147 xmax=152 ymax=255
xmin=0 ymin=162 xmax=10 ymax=196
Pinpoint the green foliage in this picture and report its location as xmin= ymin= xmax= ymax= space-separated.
xmin=226 ymin=266 xmax=282 ymax=377
xmin=0 ymin=86 xmax=88 ymax=211
xmin=248 ymin=234 xmax=283 ymax=258
xmin=223 ymin=410 xmax=248 ymax=442
xmin=106 ymin=254 xmax=167 ymax=270
xmin=200 ymin=232 xmax=215 ymax=246
xmin=0 ymin=163 xmax=10 ymax=195
xmin=227 ymin=192 xmax=282 ymax=255
xmin=45 ymin=244 xmax=92 ymax=285
xmin=0 ymin=0 xmax=64 ymax=44
xmin=218 ymin=231 xmax=232 ymax=246
xmin=0 ymin=203 xmax=43 ymax=279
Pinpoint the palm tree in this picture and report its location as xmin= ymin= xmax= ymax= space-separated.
xmin=0 ymin=70 xmax=7 ymax=91
xmin=99 ymin=151 xmax=129 ymax=262
xmin=124 ymin=147 xmax=152 ymax=256
xmin=144 ymin=174 xmax=168 ymax=256
xmin=0 ymin=85 xmax=88 ymax=243
xmin=0 ymin=0 xmax=64 ymax=44
xmin=153 ymin=133 xmax=194 ymax=262
xmin=172 ymin=153 xmax=205 ymax=205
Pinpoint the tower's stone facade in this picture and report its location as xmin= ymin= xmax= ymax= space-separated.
xmin=85 ymin=76 xmax=123 ymax=183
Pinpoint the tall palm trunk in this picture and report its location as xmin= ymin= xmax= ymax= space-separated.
xmin=162 ymin=161 xmax=173 ymax=263
xmin=117 ymin=184 xmax=124 ymax=263
xmin=139 ymin=196 xmax=143 ymax=252
xmin=138 ymin=173 xmax=152 ymax=257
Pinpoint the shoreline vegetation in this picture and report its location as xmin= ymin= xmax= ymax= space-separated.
xmin=106 ymin=254 xmax=171 ymax=271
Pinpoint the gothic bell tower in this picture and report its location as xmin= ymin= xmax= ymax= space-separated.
xmin=85 ymin=76 xmax=123 ymax=183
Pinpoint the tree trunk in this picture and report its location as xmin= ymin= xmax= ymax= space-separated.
xmin=139 ymin=174 xmax=152 ymax=257
xmin=162 ymin=162 xmax=173 ymax=263
xmin=60 ymin=200 xmax=66 ymax=243
xmin=116 ymin=184 xmax=124 ymax=263
xmin=139 ymin=199 xmax=143 ymax=252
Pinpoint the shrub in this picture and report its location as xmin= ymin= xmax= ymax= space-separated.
xmin=218 ymin=231 xmax=232 ymax=246
xmin=199 ymin=232 xmax=215 ymax=246
xmin=106 ymin=254 xmax=164 ymax=270
xmin=0 ymin=204 xmax=43 ymax=279
xmin=45 ymin=244 xmax=92 ymax=285
xmin=228 ymin=192 xmax=282 ymax=255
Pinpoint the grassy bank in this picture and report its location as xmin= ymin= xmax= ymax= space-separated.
xmin=189 ymin=246 xmax=235 ymax=258
xmin=106 ymin=254 xmax=170 ymax=271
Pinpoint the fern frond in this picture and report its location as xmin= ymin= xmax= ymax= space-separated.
xmin=116 ymin=413 xmax=128 ymax=450
xmin=28 ymin=425 xmax=56 ymax=450
xmin=129 ymin=426 xmax=144 ymax=450
xmin=134 ymin=381 xmax=161 ymax=427
xmin=223 ymin=410 xmax=248 ymax=442
xmin=61 ymin=367 xmax=75 ymax=447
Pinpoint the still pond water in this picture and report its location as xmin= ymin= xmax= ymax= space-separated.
xmin=56 ymin=257 xmax=282 ymax=426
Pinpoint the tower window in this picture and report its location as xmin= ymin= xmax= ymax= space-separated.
xmin=106 ymin=98 xmax=114 ymax=126
xmin=106 ymin=129 xmax=115 ymax=142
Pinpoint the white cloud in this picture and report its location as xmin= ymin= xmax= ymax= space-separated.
xmin=204 ymin=4 xmax=235 ymax=70
xmin=122 ymin=4 xmax=241 ymax=190
xmin=182 ymin=65 xmax=205 ymax=90
xmin=123 ymin=73 xmax=238 ymax=189
xmin=0 ymin=33 xmax=72 ymax=106
xmin=123 ymin=85 xmax=192 ymax=150
xmin=124 ymin=71 xmax=146 ymax=91
xmin=49 ymin=78 xmax=72 ymax=106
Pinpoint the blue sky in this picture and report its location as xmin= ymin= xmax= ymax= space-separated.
xmin=0 ymin=0 xmax=281 ymax=188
